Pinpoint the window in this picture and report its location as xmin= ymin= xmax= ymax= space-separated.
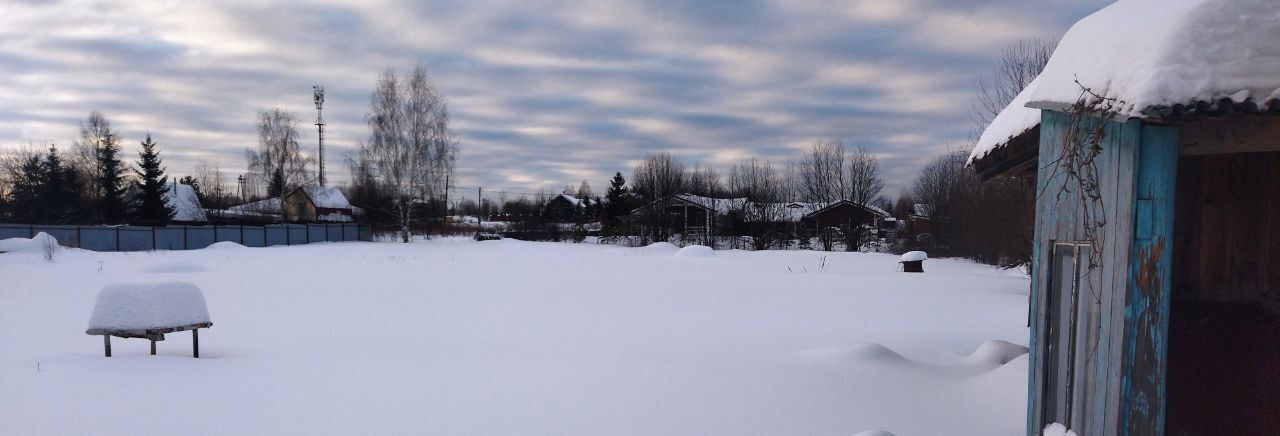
xmin=1044 ymin=242 xmax=1099 ymax=430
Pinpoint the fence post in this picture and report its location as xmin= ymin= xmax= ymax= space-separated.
xmin=240 ymin=225 xmax=244 ymax=245
xmin=115 ymin=226 xmax=120 ymax=252
xmin=30 ymin=224 xmax=35 ymax=238
xmin=151 ymin=227 xmax=156 ymax=251
xmin=183 ymin=226 xmax=188 ymax=250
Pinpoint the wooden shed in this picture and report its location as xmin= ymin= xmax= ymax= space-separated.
xmin=970 ymin=1 xmax=1280 ymax=434
xmin=284 ymin=186 xmax=354 ymax=223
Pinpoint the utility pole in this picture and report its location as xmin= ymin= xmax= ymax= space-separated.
xmin=313 ymin=85 xmax=326 ymax=187
xmin=477 ymin=187 xmax=483 ymax=225
xmin=442 ymin=174 xmax=450 ymax=218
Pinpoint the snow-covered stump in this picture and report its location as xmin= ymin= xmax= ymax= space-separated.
xmin=899 ymin=251 xmax=927 ymax=273
xmin=85 ymin=282 xmax=213 ymax=358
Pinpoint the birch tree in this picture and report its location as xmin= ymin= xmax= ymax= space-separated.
xmin=355 ymin=65 xmax=457 ymax=242
xmin=246 ymin=108 xmax=312 ymax=219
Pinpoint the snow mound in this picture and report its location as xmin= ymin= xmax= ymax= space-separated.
xmin=1042 ymin=423 xmax=1079 ymax=436
xmin=642 ymin=242 xmax=679 ymax=251
xmin=961 ymin=340 xmax=1029 ymax=366
xmin=143 ymin=262 xmax=210 ymax=273
xmin=86 ymin=282 xmax=211 ymax=331
xmin=673 ymin=245 xmax=716 ymax=259
xmin=205 ymin=241 xmax=245 ymax=250
xmin=853 ymin=430 xmax=897 ymax=436
xmin=846 ymin=343 xmax=909 ymax=363
xmin=0 ymin=232 xmax=60 ymax=254
xmin=900 ymin=251 xmax=927 ymax=262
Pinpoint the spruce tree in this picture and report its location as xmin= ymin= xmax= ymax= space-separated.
xmin=10 ymin=155 xmax=44 ymax=223
xmin=41 ymin=146 xmax=82 ymax=224
xmin=134 ymin=134 xmax=175 ymax=222
xmin=95 ymin=131 xmax=127 ymax=223
xmin=604 ymin=172 xmax=631 ymax=224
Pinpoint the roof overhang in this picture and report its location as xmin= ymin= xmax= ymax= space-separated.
xmin=971 ymin=124 xmax=1041 ymax=181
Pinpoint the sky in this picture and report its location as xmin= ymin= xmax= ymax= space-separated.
xmin=0 ymin=0 xmax=1111 ymax=201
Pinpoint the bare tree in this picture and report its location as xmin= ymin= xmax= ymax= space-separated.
xmin=685 ymin=162 xmax=723 ymax=197
xmin=71 ymin=111 xmax=116 ymax=199
xmin=843 ymin=146 xmax=886 ymax=250
xmin=797 ymin=139 xmax=847 ymax=205
xmin=354 ymin=65 xmax=458 ymax=242
xmin=194 ymin=159 xmax=230 ymax=209
xmin=631 ymin=151 xmax=685 ymax=203
xmin=972 ymin=38 xmax=1056 ymax=142
xmin=575 ymin=180 xmax=592 ymax=199
xmin=247 ymin=108 xmax=312 ymax=217
xmin=729 ymin=158 xmax=789 ymax=249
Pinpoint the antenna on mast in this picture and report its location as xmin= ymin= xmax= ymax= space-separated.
xmin=313 ymin=85 xmax=326 ymax=187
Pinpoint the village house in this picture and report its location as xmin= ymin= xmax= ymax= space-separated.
xmin=970 ymin=1 xmax=1279 ymax=434
xmin=541 ymin=193 xmax=598 ymax=223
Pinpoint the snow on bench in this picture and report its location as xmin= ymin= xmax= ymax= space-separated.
xmin=85 ymin=282 xmax=213 ymax=358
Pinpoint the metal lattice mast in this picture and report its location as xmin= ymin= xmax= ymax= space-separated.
xmin=313 ymin=85 xmax=326 ymax=187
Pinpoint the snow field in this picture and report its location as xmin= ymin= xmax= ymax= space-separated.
xmin=0 ymin=238 xmax=1031 ymax=435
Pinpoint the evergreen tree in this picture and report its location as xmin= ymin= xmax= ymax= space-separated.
xmin=603 ymin=172 xmax=631 ymax=224
xmin=95 ymin=131 xmax=127 ymax=223
xmin=41 ymin=146 xmax=82 ymax=224
xmin=134 ymin=134 xmax=175 ymax=222
xmin=10 ymin=155 xmax=44 ymax=223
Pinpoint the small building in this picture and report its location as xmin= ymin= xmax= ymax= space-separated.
xmin=542 ymin=194 xmax=598 ymax=223
xmin=970 ymin=1 xmax=1280 ymax=434
xmin=801 ymin=200 xmax=888 ymax=234
xmin=628 ymin=193 xmax=746 ymax=242
xmin=284 ymin=186 xmax=355 ymax=222
xmin=163 ymin=182 xmax=207 ymax=222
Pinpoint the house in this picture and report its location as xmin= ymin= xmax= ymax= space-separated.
xmin=284 ymin=186 xmax=356 ymax=222
xmin=163 ymin=182 xmax=207 ymax=222
xmin=627 ymin=193 xmax=746 ymax=242
xmin=800 ymin=200 xmax=889 ymax=245
xmin=970 ymin=1 xmax=1280 ymax=434
xmin=542 ymin=194 xmax=598 ymax=223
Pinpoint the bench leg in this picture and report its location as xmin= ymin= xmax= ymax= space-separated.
xmin=104 ymin=335 xmax=111 ymax=357
xmin=150 ymin=338 xmax=156 ymax=355
xmin=193 ymin=329 xmax=199 ymax=358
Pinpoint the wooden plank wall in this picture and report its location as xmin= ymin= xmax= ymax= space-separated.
xmin=1119 ymin=123 xmax=1179 ymax=435
xmin=1029 ymin=112 xmax=1142 ymax=435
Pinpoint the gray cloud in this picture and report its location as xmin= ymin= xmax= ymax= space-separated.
xmin=0 ymin=0 xmax=1110 ymax=199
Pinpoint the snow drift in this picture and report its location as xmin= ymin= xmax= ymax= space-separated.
xmin=673 ymin=245 xmax=716 ymax=259
xmin=0 ymin=232 xmax=59 ymax=255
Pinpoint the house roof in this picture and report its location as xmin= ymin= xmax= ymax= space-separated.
xmin=164 ymin=183 xmax=207 ymax=222
xmin=299 ymin=186 xmax=351 ymax=209
xmin=802 ymin=200 xmax=890 ymax=220
xmin=629 ymin=193 xmax=746 ymax=216
xmin=551 ymin=193 xmax=596 ymax=208
xmin=971 ymin=0 xmax=1280 ymax=171
xmin=1026 ymin=0 xmax=1280 ymax=118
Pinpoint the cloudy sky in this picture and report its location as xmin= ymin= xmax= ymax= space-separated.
xmin=0 ymin=0 xmax=1110 ymax=199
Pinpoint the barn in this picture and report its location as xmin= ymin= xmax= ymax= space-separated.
xmin=970 ymin=1 xmax=1280 ymax=434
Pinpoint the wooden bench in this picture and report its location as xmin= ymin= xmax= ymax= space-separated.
xmin=87 ymin=322 xmax=212 ymax=358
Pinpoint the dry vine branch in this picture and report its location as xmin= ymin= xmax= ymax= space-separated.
xmin=1039 ymin=78 xmax=1121 ymax=271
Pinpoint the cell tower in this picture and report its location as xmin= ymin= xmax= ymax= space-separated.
xmin=313 ymin=85 xmax=326 ymax=187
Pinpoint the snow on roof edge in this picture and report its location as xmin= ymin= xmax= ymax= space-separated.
xmin=969 ymin=76 xmax=1043 ymax=164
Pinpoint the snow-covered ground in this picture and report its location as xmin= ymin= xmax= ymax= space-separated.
xmin=0 ymin=238 xmax=1031 ymax=436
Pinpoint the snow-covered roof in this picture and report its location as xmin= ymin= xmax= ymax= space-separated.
xmin=969 ymin=76 xmax=1043 ymax=163
xmin=972 ymin=0 xmax=1280 ymax=164
xmin=553 ymin=193 xmax=596 ymax=208
xmin=1027 ymin=0 xmax=1280 ymax=118
xmin=228 ymin=197 xmax=282 ymax=215
xmin=300 ymin=186 xmax=351 ymax=209
xmin=802 ymin=200 xmax=890 ymax=219
xmin=672 ymin=193 xmax=747 ymax=215
xmin=912 ymin=204 xmax=934 ymax=218
xmin=164 ymin=183 xmax=207 ymax=222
